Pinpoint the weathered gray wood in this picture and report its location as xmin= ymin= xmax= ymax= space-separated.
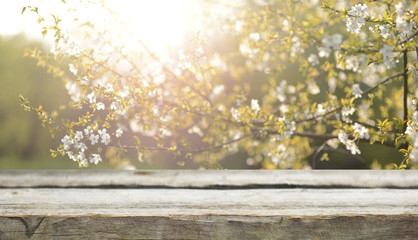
xmin=1 ymin=188 xmax=417 ymax=216
xmin=1 ymin=215 xmax=417 ymax=240
xmin=1 ymin=170 xmax=417 ymax=188
xmin=0 ymin=170 xmax=417 ymax=239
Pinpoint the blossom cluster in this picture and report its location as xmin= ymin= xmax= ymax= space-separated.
xmin=274 ymin=118 xmax=296 ymax=141
xmin=345 ymin=4 xmax=367 ymax=34
xmin=395 ymin=2 xmax=416 ymax=41
xmin=60 ymin=126 xmax=123 ymax=166
xmin=318 ymin=34 xmax=342 ymax=58
xmin=338 ymin=131 xmax=361 ymax=155
xmin=405 ymin=111 xmax=418 ymax=162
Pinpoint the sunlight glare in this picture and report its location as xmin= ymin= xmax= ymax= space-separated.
xmin=108 ymin=0 xmax=203 ymax=54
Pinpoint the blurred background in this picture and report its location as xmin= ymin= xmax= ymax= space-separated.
xmin=0 ymin=34 xmax=114 ymax=169
xmin=0 ymin=1 xmax=112 ymax=169
xmin=0 ymin=1 xmax=405 ymax=169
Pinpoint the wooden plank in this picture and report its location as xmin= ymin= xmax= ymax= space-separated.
xmin=1 ymin=215 xmax=417 ymax=240
xmin=1 ymin=188 xmax=418 ymax=239
xmin=1 ymin=188 xmax=417 ymax=216
xmin=1 ymin=170 xmax=418 ymax=188
xmin=0 ymin=170 xmax=417 ymax=239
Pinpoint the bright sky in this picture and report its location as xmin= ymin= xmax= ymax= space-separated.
xmin=0 ymin=0 xmax=42 ymax=38
xmin=0 ymin=0 xmax=207 ymax=53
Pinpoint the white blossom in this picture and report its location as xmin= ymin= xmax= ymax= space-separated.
xmin=102 ymin=83 xmax=114 ymax=93
xmin=276 ymin=80 xmax=287 ymax=102
xmin=89 ymin=134 xmax=99 ymax=145
xmin=346 ymin=4 xmax=368 ymax=34
xmin=89 ymin=154 xmax=102 ymax=165
xmin=379 ymin=44 xmax=393 ymax=67
xmin=76 ymin=152 xmax=88 ymax=166
xmin=406 ymin=111 xmax=418 ymax=162
xmin=318 ymin=34 xmax=342 ymax=58
xmin=251 ymin=99 xmax=260 ymax=115
xmin=279 ymin=104 xmax=289 ymax=113
xmin=315 ymin=104 xmax=326 ymax=116
xmin=87 ymin=92 xmax=96 ymax=104
xmin=358 ymin=104 xmax=370 ymax=121
xmin=81 ymin=76 xmax=89 ymax=84
xmin=328 ymin=77 xmax=337 ymax=93
xmin=339 ymin=72 xmax=347 ymax=81
xmin=61 ymin=135 xmax=74 ymax=151
xmin=65 ymin=81 xmax=81 ymax=102
xmin=408 ymin=132 xmax=418 ymax=162
xmin=352 ymin=84 xmax=363 ymax=99
xmin=308 ymin=82 xmax=320 ymax=95
xmin=210 ymin=85 xmax=225 ymax=100
xmin=115 ymin=128 xmax=123 ymax=138
xmin=396 ymin=16 xmax=415 ymax=41
xmin=348 ymin=3 xmax=368 ymax=17
xmin=188 ymin=126 xmax=204 ymax=137
xmin=67 ymin=151 xmax=76 ymax=162
xmin=405 ymin=126 xmax=415 ymax=136
xmin=209 ymin=53 xmax=227 ymax=71
xmin=246 ymin=157 xmax=255 ymax=166
xmin=378 ymin=25 xmax=391 ymax=39
xmin=277 ymin=119 xmax=296 ymax=141
xmin=74 ymin=142 xmax=87 ymax=152
xmin=408 ymin=65 xmax=418 ymax=81
xmin=74 ymin=131 xmax=84 ymax=141
xmin=341 ymin=107 xmax=355 ymax=123
xmin=96 ymin=102 xmax=105 ymax=110
xmin=239 ymin=40 xmax=259 ymax=59
xmin=285 ymin=121 xmax=296 ymax=136
xmin=340 ymin=54 xmax=367 ymax=72
xmin=318 ymin=47 xmax=331 ymax=58
xmin=69 ymin=64 xmax=78 ymax=75
xmin=118 ymin=86 xmax=130 ymax=99
xmin=98 ymin=128 xmax=110 ymax=145
xmin=405 ymin=111 xmax=418 ymax=136
xmin=395 ymin=2 xmax=405 ymax=16
xmin=84 ymin=126 xmax=93 ymax=136
xmin=110 ymin=102 xmax=118 ymax=111
xmin=338 ymin=131 xmax=361 ymax=155
xmin=353 ymin=123 xmax=369 ymax=139
xmin=323 ymin=34 xmax=342 ymax=50
xmin=249 ymin=32 xmax=260 ymax=42
xmin=413 ymin=111 xmax=418 ymax=123
xmin=290 ymin=37 xmax=304 ymax=57
xmin=410 ymin=147 xmax=418 ymax=162
xmin=231 ymin=108 xmax=241 ymax=122
xmin=327 ymin=138 xmax=340 ymax=149
xmin=308 ymin=54 xmax=319 ymax=65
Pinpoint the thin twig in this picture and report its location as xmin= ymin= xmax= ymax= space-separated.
xmin=311 ymin=145 xmax=367 ymax=166
xmin=312 ymin=141 xmax=328 ymax=169
xmin=400 ymin=31 xmax=418 ymax=45
xmin=113 ymin=134 xmax=252 ymax=154
xmin=403 ymin=50 xmax=408 ymax=133
xmin=297 ymin=72 xmax=403 ymax=123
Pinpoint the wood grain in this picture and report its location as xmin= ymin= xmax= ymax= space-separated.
xmin=1 ymin=170 xmax=417 ymax=188
xmin=0 ymin=170 xmax=417 ymax=239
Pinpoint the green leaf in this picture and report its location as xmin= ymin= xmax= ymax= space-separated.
xmin=133 ymin=136 xmax=141 ymax=145
xmin=21 ymin=7 xmax=26 ymax=15
xmin=50 ymin=149 xmax=57 ymax=158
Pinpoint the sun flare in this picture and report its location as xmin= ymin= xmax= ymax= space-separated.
xmin=14 ymin=0 xmax=206 ymax=56
xmin=107 ymin=0 xmax=203 ymax=53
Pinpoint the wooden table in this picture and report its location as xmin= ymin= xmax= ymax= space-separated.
xmin=1 ymin=170 xmax=417 ymax=239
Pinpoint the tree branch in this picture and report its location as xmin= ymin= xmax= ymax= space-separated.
xmin=113 ymin=134 xmax=252 ymax=154
xmin=296 ymin=72 xmax=404 ymax=123
xmin=403 ymin=50 xmax=408 ymax=133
